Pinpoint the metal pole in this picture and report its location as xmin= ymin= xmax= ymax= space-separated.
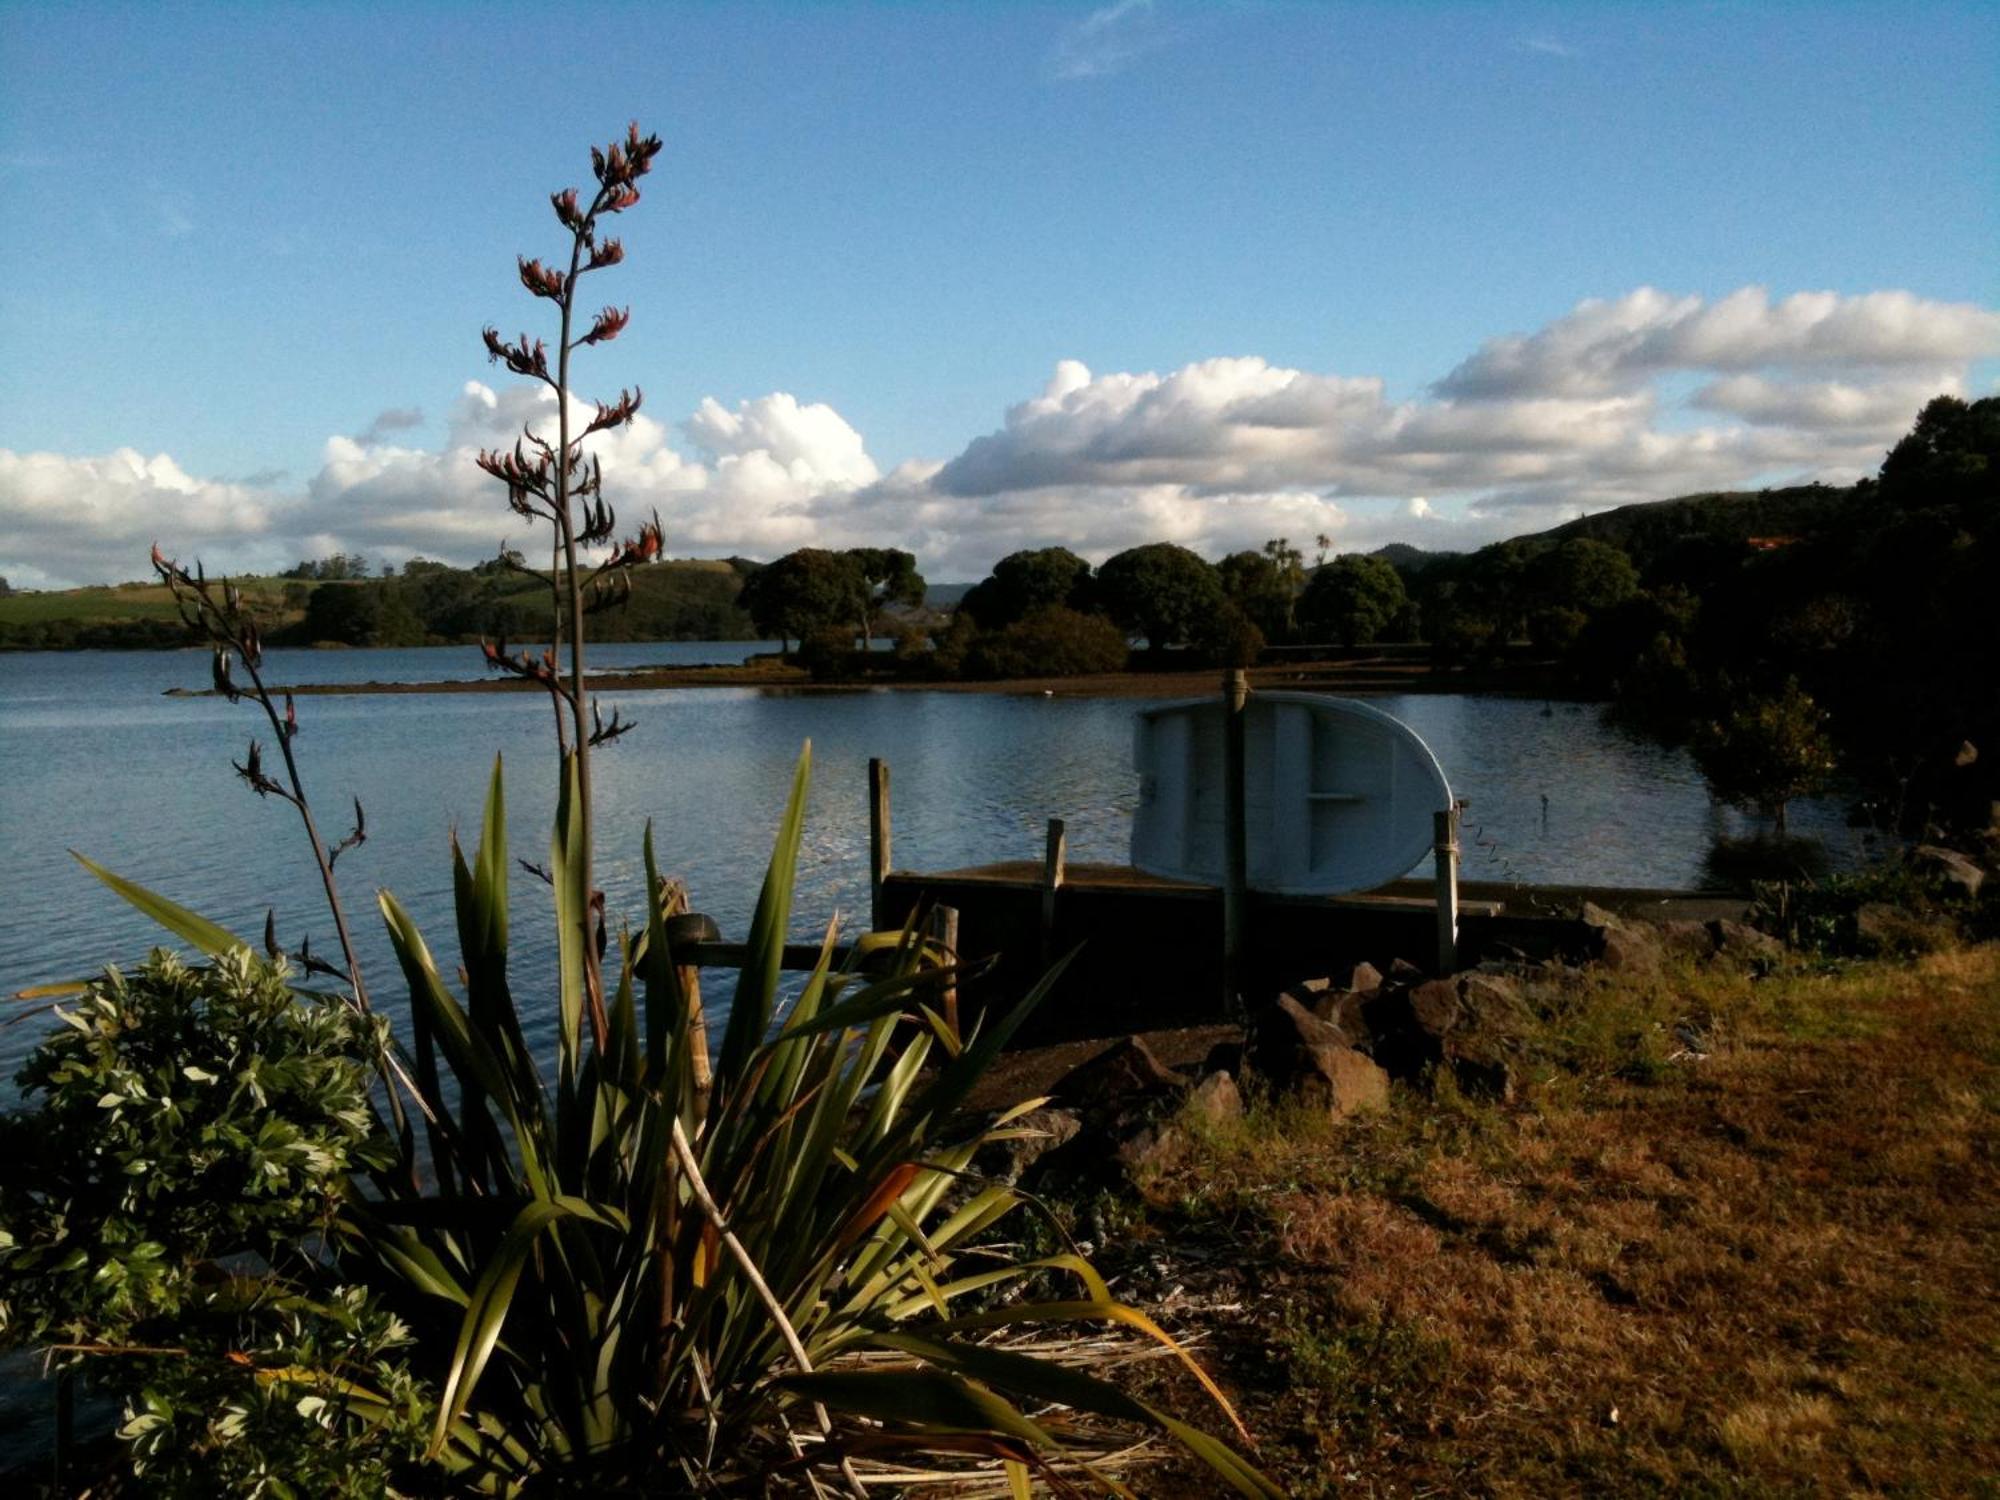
xmin=1433 ymin=805 xmax=1460 ymax=973
xmin=1223 ymin=668 xmax=1250 ymax=1011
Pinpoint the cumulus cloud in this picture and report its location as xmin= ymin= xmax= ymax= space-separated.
xmin=3 ymin=284 xmax=1993 ymax=589
xmin=1437 ymin=287 xmax=2000 ymax=400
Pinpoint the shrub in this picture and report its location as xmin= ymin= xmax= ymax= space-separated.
xmin=965 ymin=605 xmax=1130 ymax=678
xmin=0 ymin=948 xmax=387 ymax=1344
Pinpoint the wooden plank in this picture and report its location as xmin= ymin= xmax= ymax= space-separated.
xmin=1040 ymin=817 xmax=1067 ymax=963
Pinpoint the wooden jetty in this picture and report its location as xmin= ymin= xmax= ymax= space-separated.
xmin=676 ymin=707 xmax=1750 ymax=1048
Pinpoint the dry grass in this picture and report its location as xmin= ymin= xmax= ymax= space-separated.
xmin=1108 ymin=946 xmax=2000 ymax=1496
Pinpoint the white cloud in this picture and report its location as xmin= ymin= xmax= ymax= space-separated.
xmin=1049 ymin=0 xmax=1170 ymax=80
xmin=1437 ymin=287 xmax=2000 ymax=400
xmin=2 ymin=284 xmax=1991 ymax=589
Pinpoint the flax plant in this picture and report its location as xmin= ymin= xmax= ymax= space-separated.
xmin=68 ymin=125 xmax=1278 ymax=1495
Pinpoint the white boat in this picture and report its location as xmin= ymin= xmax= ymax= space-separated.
xmin=1131 ymin=692 xmax=1452 ymax=895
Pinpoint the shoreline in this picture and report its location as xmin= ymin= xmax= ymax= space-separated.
xmin=171 ymin=658 xmax=1571 ymax=701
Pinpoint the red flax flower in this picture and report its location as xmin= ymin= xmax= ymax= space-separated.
xmin=584 ymin=387 xmax=643 ymax=436
xmin=482 ymin=328 xmax=550 ymax=380
xmin=518 ymin=257 xmax=567 ymax=302
xmin=578 ymin=306 xmax=628 ymax=346
xmin=550 ymin=187 xmax=582 ymax=230
xmin=586 ymin=238 xmax=624 ymax=271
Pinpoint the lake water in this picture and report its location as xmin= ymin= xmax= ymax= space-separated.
xmin=0 ymin=645 xmax=1868 ymax=1078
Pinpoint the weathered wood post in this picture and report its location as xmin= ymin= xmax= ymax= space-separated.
xmin=931 ymin=903 xmax=961 ymax=1033
xmin=1223 ymin=668 xmax=1250 ymax=1011
xmin=659 ymin=878 xmax=713 ymax=1092
xmin=868 ymin=756 xmax=891 ymax=931
xmin=1433 ymin=804 xmax=1461 ymax=974
xmin=1040 ymin=816 xmax=1067 ymax=964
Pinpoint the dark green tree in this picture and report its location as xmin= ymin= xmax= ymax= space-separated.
xmin=959 ymin=546 xmax=1094 ymax=630
xmin=737 ymin=548 xmax=865 ymax=651
xmin=1094 ymin=542 xmax=1223 ymax=654
xmin=844 ymin=546 xmax=925 ymax=642
xmin=1526 ymin=537 xmax=1639 ymax=613
xmin=1217 ymin=549 xmax=1292 ymax=640
xmin=1300 ymin=554 xmax=1408 ymax=646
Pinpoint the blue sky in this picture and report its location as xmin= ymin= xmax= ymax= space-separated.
xmin=2 ymin=1 xmax=1995 ymax=587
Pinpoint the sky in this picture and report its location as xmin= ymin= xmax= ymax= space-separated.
xmin=1 ymin=0 xmax=1995 ymax=590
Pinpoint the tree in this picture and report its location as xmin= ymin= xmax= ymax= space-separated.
xmin=1217 ymin=549 xmax=1292 ymax=640
xmin=1691 ymin=680 xmax=1836 ymax=837
xmin=1526 ymin=537 xmax=1639 ymax=614
xmin=844 ymin=546 xmax=925 ymax=642
xmin=964 ymin=606 xmax=1129 ymax=679
xmin=737 ymin=548 xmax=865 ymax=651
xmin=1094 ymin=542 xmax=1223 ymax=654
xmin=959 ymin=546 xmax=1093 ymax=630
xmin=1301 ymin=553 xmax=1407 ymax=646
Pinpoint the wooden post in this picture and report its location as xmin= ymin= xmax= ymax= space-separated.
xmin=931 ymin=903 xmax=961 ymax=1034
xmin=868 ymin=757 xmax=891 ymax=931
xmin=1433 ymin=805 xmax=1460 ymax=974
xmin=1040 ymin=817 xmax=1067 ymax=964
xmin=1222 ymin=668 xmax=1250 ymax=1012
xmin=659 ymin=879 xmax=712 ymax=1092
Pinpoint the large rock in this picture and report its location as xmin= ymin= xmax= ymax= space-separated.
xmin=1707 ymin=918 xmax=1786 ymax=966
xmin=1290 ymin=1044 xmax=1391 ymax=1118
xmin=1912 ymin=844 xmax=1986 ymax=901
xmin=1407 ymin=978 xmax=1462 ymax=1038
xmin=1049 ymin=1036 xmax=1187 ymax=1116
xmin=1187 ymin=1069 xmax=1243 ymax=1125
xmin=1247 ymin=994 xmax=1391 ymax=1117
xmin=976 ymin=1106 xmax=1082 ymax=1184
xmin=1580 ymin=901 xmax=1665 ymax=976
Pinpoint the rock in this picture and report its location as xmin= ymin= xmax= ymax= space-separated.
xmin=1387 ymin=958 xmax=1427 ymax=984
xmin=1706 ymin=918 xmax=1785 ymax=965
xmin=1657 ymin=919 xmax=1716 ymax=960
xmin=1260 ymin=992 xmax=1349 ymax=1052
xmin=1050 ymin=1036 xmax=1187 ymax=1115
xmin=1290 ymin=1044 xmax=1391 ymax=1118
xmin=1187 ymin=1069 xmax=1243 ymax=1125
xmin=1342 ymin=960 xmax=1385 ymax=997
xmin=1113 ymin=1120 xmax=1187 ymax=1176
xmin=1912 ymin=844 xmax=1986 ymax=901
xmin=1408 ymin=978 xmax=1462 ymax=1037
xmin=976 ymin=1106 xmax=1081 ymax=1184
xmin=1854 ymin=902 xmax=1903 ymax=956
xmin=1580 ymin=900 xmax=1664 ymax=975
xmin=1456 ymin=970 xmax=1523 ymax=1018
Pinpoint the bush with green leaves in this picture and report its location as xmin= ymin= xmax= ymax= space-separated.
xmin=965 ymin=604 xmax=1130 ymax=678
xmin=0 ymin=947 xmax=387 ymax=1343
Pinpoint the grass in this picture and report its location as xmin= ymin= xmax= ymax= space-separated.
xmin=1094 ymin=945 xmax=2000 ymax=1496
xmin=0 ymin=578 xmax=301 ymax=625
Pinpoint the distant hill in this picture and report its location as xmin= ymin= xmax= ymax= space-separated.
xmin=923 ymin=582 xmax=974 ymax=609
xmin=1368 ymin=542 xmax=1458 ymax=574
xmin=1534 ymin=483 xmax=1855 ymax=570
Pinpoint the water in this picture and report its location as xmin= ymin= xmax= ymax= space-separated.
xmin=0 ymin=647 xmax=1866 ymax=1078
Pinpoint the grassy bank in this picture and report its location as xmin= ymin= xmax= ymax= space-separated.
xmin=1089 ymin=945 xmax=1999 ymax=1495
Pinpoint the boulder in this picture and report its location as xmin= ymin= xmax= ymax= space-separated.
xmin=1407 ymin=978 xmax=1461 ymax=1038
xmin=1707 ymin=918 xmax=1785 ymax=966
xmin=1247 ymin=995 xmax=1391 ymax=1117
xmin=1912 ymin=844 xmax=1986 ymax=901
xmin=1456 ymin=970 xmax=1524 ymax=1021
xmin=1049 ymin=1036 xmax=1186 ymax=1116
xmin=977 ymin=1106 xmax=1082 ymax=1184
xmin=1580 ymin=901 xmax=1664 ymax=976
xmin=1342 ymin=960 xmax=1386 ymax=997
xmin=1387 ymin=958 xmax=1428 ymax=984
xmin=1187 ymin=1069 xmax=1243 ymax=1125
xmin=1292 ymin=1045 xmax=1391 ymax=1118
xmin=1446 ymin=1039 xmax=1516 ymax=1103
xmin=1656 ymin=919 xmax=1716 ymax=960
